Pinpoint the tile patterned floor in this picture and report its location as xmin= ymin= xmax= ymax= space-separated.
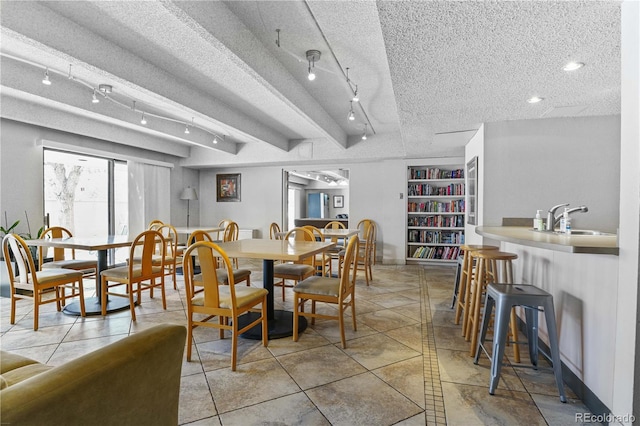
xmin=1 ymin=261 xmax=593 ymax=425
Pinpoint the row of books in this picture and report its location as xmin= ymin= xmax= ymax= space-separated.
xmin=408 ymin=200 xmax=465 ymax=213
xmin=409 ymin=168 xmax=464 ymax=180
xmin=408 ymin=215 xmax=464 ymax=228
xmin=408 ymin=183 xmax=465 ymax=196
xmin=408 ymin=230 xmax=465 ymax=244
xmin=411 ymin=245 xmax=461 ymax=260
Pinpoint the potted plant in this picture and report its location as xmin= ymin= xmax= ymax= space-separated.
xmin=0 ymin=212 xmax=20 ymax=260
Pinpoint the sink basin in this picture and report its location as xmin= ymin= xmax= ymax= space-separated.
xmin=563 ymin=230 xmax=616 ymax=236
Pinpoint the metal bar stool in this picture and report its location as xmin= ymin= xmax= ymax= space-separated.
xmin=474 ymin=283 xmax=567 ymax=402
xmin=465 ymin=250 xmax=520 ymax=362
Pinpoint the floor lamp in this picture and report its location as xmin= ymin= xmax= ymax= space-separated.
xmin=180 ymin=187 xmax=198 ymax=228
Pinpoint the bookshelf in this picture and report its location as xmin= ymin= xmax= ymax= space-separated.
xmin=407 ymin=164 xmax=465 ymax=264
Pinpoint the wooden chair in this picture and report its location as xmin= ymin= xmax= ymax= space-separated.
xmin=148 ymin=219 xmax=164 ymax=229
xmin=183 ymin=241 xmax=268 ymax=371
xmin=273 ymin=227 xmax=316 ymax=301
xmin=323 ymin=221 xmax=347 ymax=276
xmin=293 ymin=234 xmax=359 ymax=348
xmin=38 ymin=226 xmax=97 ymax=278
xmin=303 ymin=225 xmax=330 ymax=277
xmin=100 ymin=230 xmax=166 ymax=321
xmin=269 ymin=222 xmax=281 ymax=240
xmin=357 ymin=218 xmax=377 ymax=266
xmin=187 ymin=230 xmax=251 ymax=287
xmin=355 ymin=221 xmax=375 ymax=285
xmin=3 ymin=233 xmax=86 ymax=330
xmin=156 ymin=223 xmax=180 ymax=289
xmin=222 ymin=221 xmax=240 ymax=268
xmin=214 ymin=219 xmax=233 ymax=241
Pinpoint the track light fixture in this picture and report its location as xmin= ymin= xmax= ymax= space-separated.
xmin=348 ymin=101 xmax=355 ymax=121
xmin=184 ymin=124 xmax=190 ymax=134
xmin=352 ymin=85 xmax=359 ymax=102
xmin=42 ymin=68 xmax=51 ymax=85
xmin=362 ymin=123 xmax=368 ymax=140
xmin=306 ymin=49 xmax=320 ymax=81
xmin=6 ymin=52 xmax=228 ymax=148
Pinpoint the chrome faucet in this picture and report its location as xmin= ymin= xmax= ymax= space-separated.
xmin=546 ymin=203 xmax=569 ymax=231
xmin=545 ymin=204 xmax=589 ymax=231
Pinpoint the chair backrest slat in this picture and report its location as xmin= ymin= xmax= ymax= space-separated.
xmin=340 ymin=235 xmax=360 ymax=297
xmin=183 ymin=241 xmax=237 ymax=311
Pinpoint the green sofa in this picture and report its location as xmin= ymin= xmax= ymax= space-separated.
xmin=1 ymin=324 xmax=186 ymax=425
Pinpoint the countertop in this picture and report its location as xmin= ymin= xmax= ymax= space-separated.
xmin=475 ymin=226 xmax=619 ymax=255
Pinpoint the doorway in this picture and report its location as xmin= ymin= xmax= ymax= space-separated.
xmin=284 ymin=169 xmax=350 ymax=230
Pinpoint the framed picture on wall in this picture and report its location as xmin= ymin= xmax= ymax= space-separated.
xmin=466 ymin=156 xmax=477 ymax=225
xmin=217 ymin=173 xmax=241 ymax=202
xmin=333 ymin=195 xmax=344 ymax=208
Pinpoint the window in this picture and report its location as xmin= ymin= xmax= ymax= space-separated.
xmin=44 ymin=149 xmax=128 ymax=263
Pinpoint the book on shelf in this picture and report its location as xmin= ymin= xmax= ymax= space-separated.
xmin=410 ymin=168 xmax=465 ymax=180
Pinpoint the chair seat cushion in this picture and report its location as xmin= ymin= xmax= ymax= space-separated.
xmin=193 ymin=268 xmax=251 ymax=285
xmin=100 ymin=265 xmax=163 ymax=279
xmin=274 ymin=264 xmax=315 ymax=279
xmin=191 ymin=285 xmax=267 ymax=309
xmin=41 ymin=259 xmax=97 ymax=271
xmin=293 ymin=276 xmax=340 ymax=297
xmin=35 ymin=268 xmax=84 ymax=284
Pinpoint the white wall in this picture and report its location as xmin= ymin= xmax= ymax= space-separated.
xmin=0 ymin=120 xmax=44 ymax=236
xmin=483 ymin=115 xmax=621 ymax=233
xmin=614 ymin=1 xmax=640 ymax=421
xmin=198 ymin=167 xmax=283 ymax=238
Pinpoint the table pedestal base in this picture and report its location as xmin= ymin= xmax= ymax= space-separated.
xmin=238 ymin=310 xmax=307 ymax=340
xmin=62 ymin=296 xmax=136 ymax=316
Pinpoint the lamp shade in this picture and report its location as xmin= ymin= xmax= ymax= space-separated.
xmin=180 ymin=187 xmax=198 ymax=201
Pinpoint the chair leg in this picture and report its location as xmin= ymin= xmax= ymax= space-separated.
xmin=338 ymin=305 xmax=346 ymax=348
xmin=10 ymin=295 xmax=16 ymax=325
xmin=231 ymin=320 xmax=239 ymax=371
xmin=78 ymin=278 xmax=86 ymax=317
xmin=186 ymin=319 xmax=194 ymax=361
xmin=544 ymin=300 xmax=567 ymax=403
xmin=172 ymin=267 xmax=177 ymax=290
xmin=509 ymin=307 xmax=521 ymax=363
xmin=489 ymin=300 xmax=511 ymax=395
xmin=33 ymin=293 xmax=40 ymax=331
xmin=128 ymin=282 xmax=137 ymax=321
xmin=160 ymin=276 xmax=167 ymax=310
xmin=351 ymin=295 xmax=357 ymax=331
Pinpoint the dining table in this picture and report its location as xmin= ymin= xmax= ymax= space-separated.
xmin=214 ymin=238 xmax=335 ymax=339
xmin=25 ymin=235 xmax=134 ymax=316
xmin=275 ymin=228 xmax=360 ymax=240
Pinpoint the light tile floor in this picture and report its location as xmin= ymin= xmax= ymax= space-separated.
xmin=1 ymin=261 xmax=593 ymax=425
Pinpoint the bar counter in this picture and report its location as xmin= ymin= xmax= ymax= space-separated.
xmin=475 ymin=226 xmax=619 ymax=255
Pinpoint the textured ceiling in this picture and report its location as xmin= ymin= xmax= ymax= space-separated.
xmin=0 ymin=1 xmax=621 ymax=166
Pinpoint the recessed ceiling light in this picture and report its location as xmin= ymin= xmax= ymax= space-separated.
xmin=527 ymin=96 xmax=544 ymax=104
xmin=563 ymin=62 xmax=585 ymax=72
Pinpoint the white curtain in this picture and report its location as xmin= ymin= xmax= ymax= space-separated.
xmin=128 ymin=161 xmax=170 ymax=235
